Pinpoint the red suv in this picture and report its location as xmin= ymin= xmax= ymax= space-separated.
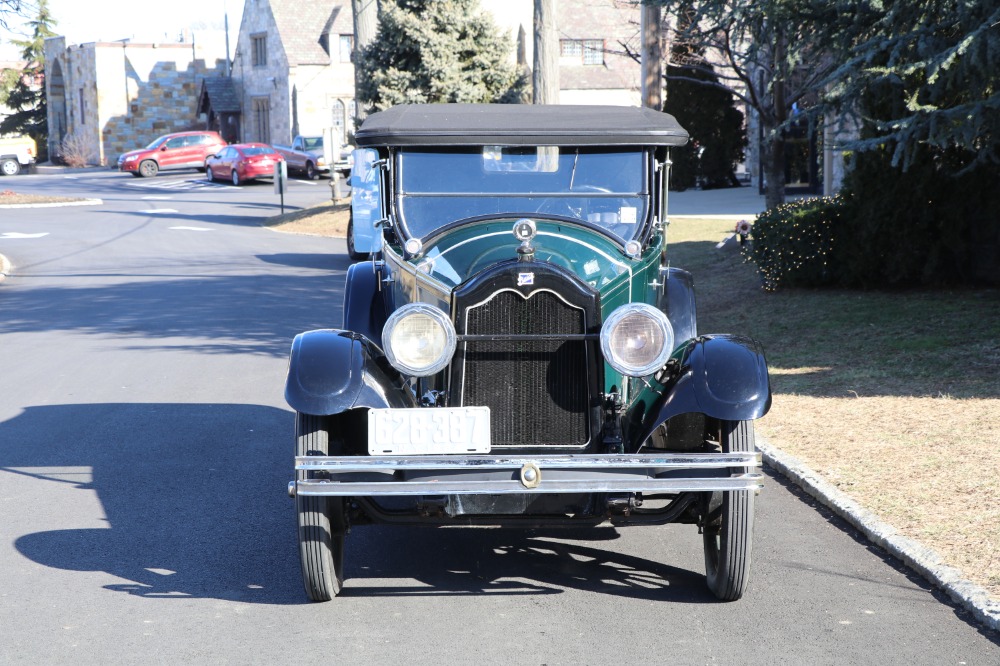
xmin=117 ymin=131 xmax=227 ymax=178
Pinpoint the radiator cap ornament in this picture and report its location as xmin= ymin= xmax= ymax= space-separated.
xmin=513 ymin=219 xmax=537 ymax=261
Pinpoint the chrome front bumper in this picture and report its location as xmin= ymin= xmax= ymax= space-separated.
xmin=289 ymin=452 xmax=763 ymax=497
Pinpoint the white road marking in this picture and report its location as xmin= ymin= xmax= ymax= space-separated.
xmin=1 ymin=232 xmax=50 ymax=239
xmin=141 ymin=195 xmax=172 ymax=200
xmin=138 ymin=209 xmax=179 ymax=214
xmin=126 ymin=178 xmax=231 ymax=191
xmin=169 ymin=226 xmax=213 ymax=232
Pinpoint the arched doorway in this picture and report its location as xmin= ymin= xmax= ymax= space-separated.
xmin=48 ymin=58 xmax=68 ymax=157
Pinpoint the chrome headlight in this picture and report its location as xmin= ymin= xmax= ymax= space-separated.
xmin=600 ymin=303 xmax=674 ymax=377
xmin=382 ymin=304 xmax=456 ymax=376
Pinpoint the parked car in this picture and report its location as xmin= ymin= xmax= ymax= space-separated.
xmin=273 ymin=135 xmax=330 ymax=180
xmin=0 ymin=135 xmax=36 ymax=176
xmin=205 ymin=143 xmax=283 ymax=185
xmin=117 ymin=131 xmax=226 ymax=177
xmin=285 ymin=104 xmax=771 ymax=602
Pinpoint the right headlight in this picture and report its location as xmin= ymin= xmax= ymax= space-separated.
xmin=382 ymin=303 xmax=456 ymax=376
xmin=600 ymin=303 xmax=674 ymax=377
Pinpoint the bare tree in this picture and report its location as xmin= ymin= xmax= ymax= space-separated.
xmin=0 ymin=1 xmax=35 ymax=31
xmin=655 ymin=1 xmax=842 ymax=208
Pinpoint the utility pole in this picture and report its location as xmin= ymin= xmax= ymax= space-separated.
xmin=640 ymin=3 xmax=662 ymax=109
xmin=352 ymin=0 xmax=379 ymax=123
xmin=533 ymin=0 xmax=559 ymax=104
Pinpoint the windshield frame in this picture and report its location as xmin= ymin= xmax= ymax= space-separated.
xmin=393 ymin=146 xmax=653 ymax=246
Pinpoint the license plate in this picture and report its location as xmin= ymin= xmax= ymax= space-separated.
xmin=368 ymin=407 xmax=491 ymax=455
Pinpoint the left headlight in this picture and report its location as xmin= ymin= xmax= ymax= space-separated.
xmin=382 ymin=303 xmax=456 ymax=376
xmin=600 ymin=303 xmax=674 ymax=377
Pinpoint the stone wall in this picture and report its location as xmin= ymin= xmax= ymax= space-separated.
xmin=45 ymin=35 xmax=228 ymax=165
xmin=232 ymin=0 xmax=290 ymax=145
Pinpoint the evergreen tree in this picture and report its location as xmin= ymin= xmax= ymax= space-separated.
xmin=0 ymin=0 xmax=56 ymax=159
xmin=825 ymin=1 xmax=1000 ymax=170
xmin=356 ymin=0 xmax=527 ymax=112
xmin=665 ymin=20 xmax=745 ymax=190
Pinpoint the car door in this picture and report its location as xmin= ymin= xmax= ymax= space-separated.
xmin=214 ymin=147 xmax=233 ymax=177
xmin=157 ymin=135 xmax=187 ymax=169
xmin=207 ymin=147 xmax=226 ymax=179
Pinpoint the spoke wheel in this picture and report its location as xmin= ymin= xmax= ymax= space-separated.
xmin=1 ymin=158 xmax=21 ymax=176
xmin=305 ymin=161 xmax=318 ymax=180
xmin=296 ymin=412 xmax=347 ymax=601
xmin=205 ymin=166 xmax=214 ymax=182
xmin=231 ymin=170 xmax=240 ymax=186
xmin=702 ymin=419 xmax=756 ymax=601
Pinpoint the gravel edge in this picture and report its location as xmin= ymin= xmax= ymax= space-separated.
xmin=757 ymin=436 xmax=1000 ymax=632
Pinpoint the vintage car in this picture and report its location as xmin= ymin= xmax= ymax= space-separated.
xmin=285 ymin=104 xmax=771 ymax=602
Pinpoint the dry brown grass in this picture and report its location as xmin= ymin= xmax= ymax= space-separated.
xmin=671 ymin=217 xmax=1000 ymax=599
xmin=0 ymin=190 xmax=89 ymax=205
xmin=266 ymin=206 xmax=1000 ymax=599
xmin=262 ymin=201 xmax=351 ymax=236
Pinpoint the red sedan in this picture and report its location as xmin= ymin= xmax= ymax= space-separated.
xmin=205 ymin=143 xmax=284 ymax=185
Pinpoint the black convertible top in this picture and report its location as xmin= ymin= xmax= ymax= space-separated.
xmin=355 ymin=104 xmax=689 ymax=147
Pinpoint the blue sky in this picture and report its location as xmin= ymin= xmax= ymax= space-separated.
xmin=1 ymin=0 xmax=244 ymax=61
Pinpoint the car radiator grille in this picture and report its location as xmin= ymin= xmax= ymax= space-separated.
xmin=462 ymin=290 xmax=589 ymax=447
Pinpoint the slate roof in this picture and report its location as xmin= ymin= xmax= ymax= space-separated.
xmin=270 ymin=0 xmax=342 ymax=66
xmin=199 ymin=77 xmax=240 ymax=113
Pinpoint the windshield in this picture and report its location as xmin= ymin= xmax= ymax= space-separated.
xmin=241 ymin=146 xmax=277 ymax=157
xmin=397 ymin=147 xmax=649 ymax=241
xmin=301 ymin=137 xmax=323 ymax=150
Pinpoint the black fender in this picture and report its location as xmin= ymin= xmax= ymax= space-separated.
xmin=284 ymin=329 xmax=416 ymax=415
xmin=343 ymin=261 xmax=389 ymax=343
xmin=633 ymin=334 xmax=771 ymax=445
xmin=659 ymin=267 xmax=697 ymax=347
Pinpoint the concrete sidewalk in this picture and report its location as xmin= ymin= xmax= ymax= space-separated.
xmin=668 ymin=186 xmax=809 ymax=219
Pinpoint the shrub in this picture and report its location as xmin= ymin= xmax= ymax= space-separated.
xmin=837 ymin=145 xmax=1000 ymax=287
xmin=742 ymin=195 xmax=847 ymax=291
xmin=58 ymin=132 xmax=90 ymax=168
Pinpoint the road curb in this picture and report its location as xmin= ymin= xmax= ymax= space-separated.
xmin=757 ymin=437 xmax=1000 ymax=632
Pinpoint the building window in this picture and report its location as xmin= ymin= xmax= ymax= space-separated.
xmin=251 ymin=34 xmax=267 ymax=67
xmin=333 ymin=99 xmax=346 ymax=145
xmin=583 ymin=40 xmax=604 ymax=65
xmin=252 ymin=97 xmax=270 ymax=143
xmin=560 ymin=40 xmax=582 ymax=59
xmin=560 ymin=39 xmax=604 ymax=66
xmin=339 ymin=34 xmax=354 ymax=63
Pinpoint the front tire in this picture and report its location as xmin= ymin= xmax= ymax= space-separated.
xmin=138 ymin=159 xmax=158 ymax=178
xmin=1 ymin=158 xmax=21 ymax=176
xmin=231 ymin=170 xmax=240 ymax=186
xmin=296 ymin=412 xmax=347 ymax=601
xmin=205 ymin=166 xmax=215 ymax=182
xmin=702 ymin=419 xmax=756 ymax=601
xmin=305 ymin=161 xmax=318 ymax=180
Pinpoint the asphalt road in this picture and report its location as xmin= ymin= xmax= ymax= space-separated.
xmin=1 ymin=169 xmax=997 ymax=664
